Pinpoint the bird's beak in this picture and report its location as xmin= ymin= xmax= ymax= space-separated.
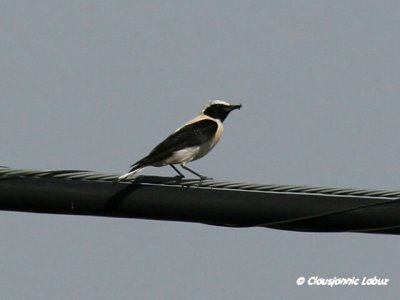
xmin=228 ymin=104 xmax=242 ymax=111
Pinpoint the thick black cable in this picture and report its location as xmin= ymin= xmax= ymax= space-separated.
xmin=0 ymin=166 xmax=400 ymax=234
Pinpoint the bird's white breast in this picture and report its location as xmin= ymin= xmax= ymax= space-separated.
xmin=194 ymin=117 xmax=223 ymax=160
xmin=163 ymin=146 xmax=201 ymax=164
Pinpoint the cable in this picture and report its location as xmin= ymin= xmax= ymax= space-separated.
xmin=0 ymin=166 xmax=399 ymax=234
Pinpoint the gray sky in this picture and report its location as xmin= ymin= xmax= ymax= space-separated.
xmin=1 ymin=1 xmax=400 ymax=299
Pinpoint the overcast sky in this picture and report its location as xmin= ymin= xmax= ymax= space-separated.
xmin=1 ymin=1 xmax=400 ymax=299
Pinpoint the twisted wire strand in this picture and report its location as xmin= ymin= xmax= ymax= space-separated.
xmin=258 ymin=197 xmax=400 ymax=228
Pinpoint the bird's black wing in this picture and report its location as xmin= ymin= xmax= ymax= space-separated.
xmin=130 ymin=119 xmax=218 ymax=170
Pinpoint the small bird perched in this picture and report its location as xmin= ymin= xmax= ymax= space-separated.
xmin=113 ymin=100 xmax=242 ymax=184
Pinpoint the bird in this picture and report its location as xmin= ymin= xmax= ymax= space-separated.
xmin=113 ymin=100 xmax=242 ymax=184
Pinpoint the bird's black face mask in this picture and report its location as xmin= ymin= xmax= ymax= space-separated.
xmin=203 ymin=104 xmax=242 ymax=122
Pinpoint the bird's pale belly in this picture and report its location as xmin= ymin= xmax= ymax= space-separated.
xmin=156 ymin=141 xmax=216 ymax=166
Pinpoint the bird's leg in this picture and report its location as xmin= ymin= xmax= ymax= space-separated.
xmin=170 ymin=164 xmax=185 ymax=178
xmin=180 ymin=164 xmax=211 ymax=180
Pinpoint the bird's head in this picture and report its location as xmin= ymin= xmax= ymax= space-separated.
xmin=202 ymin=100 xmax=242 ymax=122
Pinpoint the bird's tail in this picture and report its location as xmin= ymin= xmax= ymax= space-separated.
xmin=112 ymin=166 xmax=145 ymax=185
